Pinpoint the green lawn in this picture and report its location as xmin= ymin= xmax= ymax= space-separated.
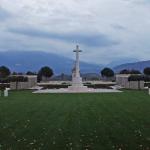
xmin=0 ymin=90 xmax=150 ymax=150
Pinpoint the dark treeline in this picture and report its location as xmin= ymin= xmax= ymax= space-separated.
xmin=0 ymin=65 xmax=150 ymax=81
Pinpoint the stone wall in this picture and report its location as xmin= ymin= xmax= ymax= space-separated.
xmin=116 ymin=74 xmax=130 ymax=87
xmin=10 ymin=75 xmax=37 ymax=90
xmin=10 ymin=82 xmax=29 ymax=90
xmin=116 ymin=74 xmax=145 ymax=90
xmin=128 ymin=81 xmax=144 ymax=90
xmin=28 ymin=76 xmax=37 ymax=87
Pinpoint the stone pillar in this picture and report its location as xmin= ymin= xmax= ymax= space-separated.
xmin=4 ymin=88 xmax=9 ymax=97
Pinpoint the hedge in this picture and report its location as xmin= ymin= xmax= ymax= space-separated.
xmin=8 ymin=76 xmax=28 ymax=82
xmin=128 ymin=75 xmax=150 ymax=82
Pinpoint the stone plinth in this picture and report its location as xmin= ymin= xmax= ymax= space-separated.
xmin=72 ymin=76 xmax=82 ymax=86
xmin=68 ymin=85 xmax=89 ymax=92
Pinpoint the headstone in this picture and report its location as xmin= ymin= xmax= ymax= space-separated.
xmin=4 ymin=88 xmax=9 ymax=97
xmin=149 ymin=87 xmax=150 ymax=95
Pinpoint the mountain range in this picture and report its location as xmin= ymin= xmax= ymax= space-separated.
xmin=0 ymin=51 xmax=149 ymax=74
xmin=114 ymin=60 xmax=150 ymax=73
xmin=0 ymin=51 xmax=102 ymax=74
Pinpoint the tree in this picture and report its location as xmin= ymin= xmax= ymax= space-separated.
xmin=12 ymin=72 xmax=18 ymax=75
xmin=0 ymin=84 xmax=6 ymax=96
xmin=120 ymin=69 xmax=130 ymax=74
xmin=128 ymin=75 xmax=144 ymax=81
xmin=130 ymin=69 xmax=141 ymax=74
xmin=120 ymin=69 xmax=141 ymax=74
xmin=0 ymin=66 xmax=11 ymax=78
xmin=38 ymin=66 xmax=53 ymax=81
xmin=144 ymin=67 xmax=150 ymax=76
xmin=101 ymin=68 xmax=114 ymax=77
xmin=26 ymin=71 xmax=36 ymax=75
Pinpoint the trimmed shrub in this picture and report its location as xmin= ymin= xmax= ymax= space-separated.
xmin=144 ymin=67 xmax=150 ymax=76
xmin=0 ymin=66 xmax=11 ymax=78
xmin=128 ymin=75 xmax=150 ymax=82
xmin=9 ymin=76 xmax=28 ymax=82
xmin=101 ymin=68 xmax=114 ymax=77
xmin=0 ymin=78 xmax=10 ymax=83
xmin=120 ymin=69 xmax=141 ymax=74
xmin=128 ymin=75 xmax=144 ymax=81
xmin=0 ymin=84 xmax=7 ymax=91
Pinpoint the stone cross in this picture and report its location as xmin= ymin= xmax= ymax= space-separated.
xmin=73 ymin=45 xmax=82 ymax=78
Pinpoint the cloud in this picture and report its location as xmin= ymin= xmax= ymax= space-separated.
xmin=111 ymin=24 xmax=127 ymax=31
xmin=133 ymin=0 xmax=150 ymax=5
xmin=8 ymin=27 xmax=119 ymax=47
xmin=0 ymin=0 xmax=150 ymax=64
xmin=0 ymin=7 xmax=11 ymax=21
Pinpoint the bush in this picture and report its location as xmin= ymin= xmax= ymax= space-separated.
xmin=120 ymin=69 xmax=141 ymax=74
xmin=38 ymin=66 xmax=54 ymax=82
xmin=128 ymin=75 xmax=144 ymax=81
xmin=84 ymin=82 xmax=92 ymax=85
xmin=0 ymin=78 xmax=10 ymax=83
xmin=144 ymin=67 xmax=150 ymax=76
xmin=120 ymin=69 xmax=130 ymax=74
xmin=144 ymin=76 xmax=150 ymax=82
xmin=9 ymin=76 xmax=28 ymax=82
xmin=128 ymin=75 xmax=150 ymax=82
xmin=101 ymin=68 xmax=114 ymax=77
xmin=61 ymin=82 xmax=70 ymax=85
xmin=0 ymin=66 xmax=11 ymax=78
xmin=0 ymin=84 xmax=7 ymax=91
xmin=145 ymin=82 xmax=150 ymax=88
xmin=26 ymin=71 xmax=36 ymax=75
xmin=84 ymin=84 xmax=114 ymax=89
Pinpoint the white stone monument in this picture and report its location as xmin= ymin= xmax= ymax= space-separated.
xmin=68 ymin=45 xmax=88 ymax=92
xmin=4 ymin=88 xmax=9 ymax=97
xmin=33 ymin=45 xmax=122 ymax=93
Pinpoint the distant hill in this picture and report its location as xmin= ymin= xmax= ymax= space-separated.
xmin=107 ymin=58 xmax=139 ymax=68
xmin=0 ymin=51 xmax=102 ymax=74
xmin=114 ymin=60 xmax=150 ymax=73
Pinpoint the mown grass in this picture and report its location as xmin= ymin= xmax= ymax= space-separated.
xmin=0 ymin=90 xmax=150 ymax=150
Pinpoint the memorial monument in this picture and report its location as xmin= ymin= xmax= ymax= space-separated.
xmin=33 ymin=45 xmax=121 ymax=93
xmin=68 ymin=45 xmax=88 ymax=92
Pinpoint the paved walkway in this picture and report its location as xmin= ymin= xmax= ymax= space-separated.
xmin=33 ymin=88 xmax=122 ymax=93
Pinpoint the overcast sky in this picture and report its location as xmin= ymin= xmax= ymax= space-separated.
xmin=0 ymin=0 xmax=150 ymax=64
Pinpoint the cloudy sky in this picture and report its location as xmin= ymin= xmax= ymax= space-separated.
xmin=0 ymin=0 xmax=150 ymax=64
